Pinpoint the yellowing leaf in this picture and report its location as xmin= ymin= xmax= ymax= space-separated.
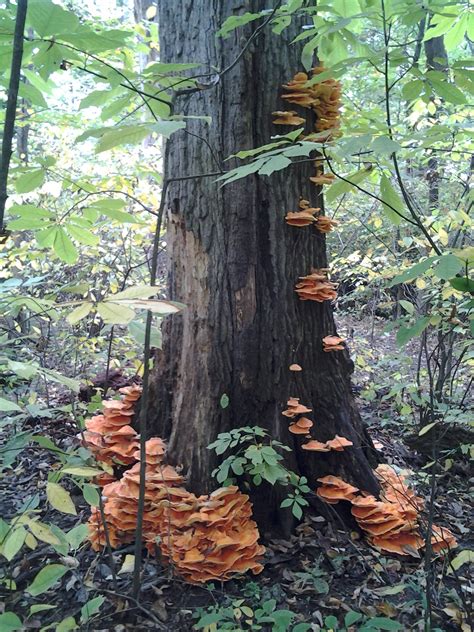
xmin=119 ymin=554 xmax=135 ymax=574
xmin=28 ymin=521 xmax=61 ymax=545
xmin=448 ymin=549 xmax=474 ymax=574
xmin=62 ymin=466 xmax=102 ymax=477
xmin=2 ymin=527 xmax=27 ymax=561
xmin=66 ymin=302 xmax=93 ymax=325
xmin=97 ymin=301 xmax=136 ymax=324
xmin=438 ymin=228 xmax=449 ymax=246
xmin=47 ymin=482 xmax=77 ymax=515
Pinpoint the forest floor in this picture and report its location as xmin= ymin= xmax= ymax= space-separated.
xmin=0 ymin=316 xmax=472 ymax=631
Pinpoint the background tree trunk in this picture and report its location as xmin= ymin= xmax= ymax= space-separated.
xmin=149 ymin=0 xmax=379 ymax=531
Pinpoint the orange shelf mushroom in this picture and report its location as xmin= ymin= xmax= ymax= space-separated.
xmin=316 ymin=476 xmax=359 ymax=504
xmin=302 ymin=440 xmax=330 ymax=452
xmin=281 ymin=68 xmax=342 ymax=139
xmin=345 ymin=465 xmax=457 ymax=558
xmin=295 ymin=270 xmax=337 ymax=302
xmin=285 ymin=209 xmax=317 ymax=227
xmin=430 ymin=524 xmax=457 ymax=553
xmin=325 ymin=435 xmax=353 ymax=451
xmin=289 ymin=363 xmax=302 ymax=371
xmin=289 ymin=416 xmax=313 ymax=435
xmin=315 ymin=215 xmax=338 ymax=233
xmin=285 ymin=199 xmax=320 ymax=227
xmin=282 ymin=397 xmax=312 ymax=418
xmin=322 ymin=335 xmax=345 ymax=352
xmin=272 ymin=110 xmax=306 ymax=126
xmin=156 ymin=486 xmax=265 ymax=584
xmin=309 ymin=172 xmax=335 ymax=186
xmin=82 ymin=386 xmax=142 ymax=466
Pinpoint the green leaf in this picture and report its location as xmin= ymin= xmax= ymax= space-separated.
xmin=428 ymin=74 xmax=467 ymax=105
xmin=418 ymin=421 xmax=438 ymax=436
xmin=29 ymin=604 xmax=57 ymax=615
xmin=56 ymin=616 xmax=78 ymax=631
xmin=0 ymin=612 xmax=22 ymax=632
xmin=444 ymin=15 xmax=468 ymax=51
xmin=217 ymin=12 xmax=262 ymax=38
xmin=65 ymin=524 xmax=88 ymax=550
xmin=37 ymin=226 xmax=60 ymax=248
xmin=399 ymin=300 xmax=414 ymax=315
xmin=15 ymin=169 xmax=45 ymax=193
xmin=143 ymin=61 xmax=200 ymax=75
xmin=66 ymin=302 xmax=93 ymax=325
xmin=79 ymin=89 xmax=116 ymax=110
xmin=46 ymin=482 xmax=77 ymax=515
xmin=95 ymin=121 xmax=185 ymax=153
xmin=26 ymin=564 xmax=68 ymax=596
xmin=97 ymin=301 xmax=136 ymax=325
xmin=81 ymin=596 xmax=105 ymax=623
xmin=380 ymin=175 xmax=404 ymax=225
xmin=8 ymin=203 xmax=53 ymax=219
xmin=396 ymin=316 xmax=430 ymax=347
xmin=19 ymin=83 xmax=48 ymax=108
xmin=41 ymin=368 xmax=81 ymax=393
xmin=22 ymin=68 xmax=56 ymax=95
xmin=371 ymin=136 xmax=402 ymax=155
xmin=433 ymin=254 xmax=463 ymax=280
xmin=0 ymin=397 xmax=22 ymax=412
xmin=93 ymin=125 xmax=149 ymax=152
xmin=53 ymin=227 xmax=78 ymax=264
xmin=324 ymin=616 xmax=338 ymax=628
xmin=101 ymin=95 xmax=132 ymax=121
xmin=259 ymin=155 xmax=292 ymax=176
xmin=8 ymin=359 xmax=38 ymax=379
xmin=220 ymin=393 xmax=230 ymax=409
xmin=66 ymin=224 xmax=99 ymax=246
xmin=402 ymin=79 xmax=424 ymax=101
xmin=82 ymin=484 xmax=100 ymax=507
xmin=364 ymin=617 xmax=402 ymax=630
xmin=292 ymin=502 xmax=303 ymax=519
xmin=449 ymin=276 xmax=474 ymax=293
xmin=325 ymin=166 xmax=372 ymax=203
xmin=61 ymin=28 xmax=132 ymax=54
xmin=99 ymin=208 xmax=139 ymax=223
xmin=27 ymin=0 xmax=80 ymax=37
xmin=424 ymin=15 xmax=457 ymax=41
xmin=128 ymin=319 xmax=162 ymax=348
xmin=2 ymin=527 xmax=27 ymax=561
xmin=345 ymin=611 xmax=363 ymax=626
xmin=389 ymin=257 xmax=438 ymax=286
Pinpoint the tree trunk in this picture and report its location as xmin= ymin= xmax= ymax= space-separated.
xmin=149 ymin=0 xmax=379 ymax=531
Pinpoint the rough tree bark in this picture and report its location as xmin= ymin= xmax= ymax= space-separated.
xmin=149 ymin=0 xmax=379 ymax=531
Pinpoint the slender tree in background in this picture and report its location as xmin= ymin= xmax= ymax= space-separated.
xmin=0 ymin=0 xmax=27 ymax=236
xmin=149 ymin=0 xmax=379 ymax=529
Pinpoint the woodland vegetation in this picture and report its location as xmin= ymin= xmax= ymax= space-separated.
xmin=0 ymin=0 xmax=472 ymax=630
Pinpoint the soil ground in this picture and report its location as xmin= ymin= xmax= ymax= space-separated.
xmin=0 ymin=316 xmax=472 ymax=631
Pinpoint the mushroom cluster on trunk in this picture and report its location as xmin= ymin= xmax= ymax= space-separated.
xmin=315 ymin=464 xmax=457 ymax=557
xmin=82 ymin=385 xmax=142 ymax=465
xmin=86 ymin=392 xmax=265 ymax=583
xmin=294 ymin=270 xmax=338 ymax=302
